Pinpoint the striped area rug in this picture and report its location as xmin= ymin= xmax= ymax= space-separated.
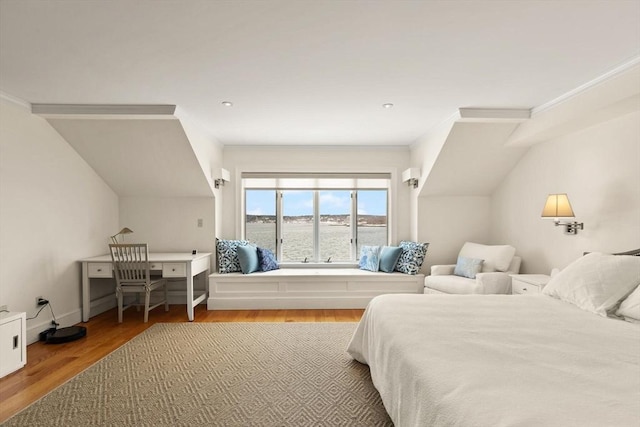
xmin=3 ymin=322 xmax=392 ymax=426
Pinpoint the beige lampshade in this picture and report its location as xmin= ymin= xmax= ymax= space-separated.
xmin=110 ymin=227 xmax=134 ymax=244
xmin=541 ymin=194 xmax=575 ymax=219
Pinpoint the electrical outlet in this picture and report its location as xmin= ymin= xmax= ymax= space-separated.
xmin=197 ymin=218 xmax=203 ymax=228
xmin=36 ymin=296 xmax=43 ymax=307
xmin=0 ymin=304 xmax=8 ymax=312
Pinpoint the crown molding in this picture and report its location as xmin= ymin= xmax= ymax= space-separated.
xmin=31 ymin=104 xmax=177 ymax=119
xmin=458 ymin=108 xmax=531 ymax=122
xmin=533 ymin=55 xmax=640 ymax=115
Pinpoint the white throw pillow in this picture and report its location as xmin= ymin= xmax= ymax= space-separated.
xmin=616 ymin=285 xmax=640 ymax=323
xmin=542 ymin=252 xmax=640 ymax=317
xmin=458 ymin=242 xmax=516 ymax=272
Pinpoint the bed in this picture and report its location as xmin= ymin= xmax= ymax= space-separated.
xmin=347 ymin=251 xmax=640 ymax=426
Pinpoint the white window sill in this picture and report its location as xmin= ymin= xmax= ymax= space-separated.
xmin=279 ymin=262 xmax=359 ymax=269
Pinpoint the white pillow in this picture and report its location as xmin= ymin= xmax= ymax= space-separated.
xmin=542 ymin=252 xmax=640 ymax=317
xmin=616 ymin=285 xmax=640 ymax=323
xmin=458 ymin=242 xmax=516 ymax=272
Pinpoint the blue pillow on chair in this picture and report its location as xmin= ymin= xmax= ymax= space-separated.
xmin=453 ymin=256 xmax=484 ymax=279
xmin=237 ymin=245 xmax=260 ymax=274
xmin=379 ymin=246 xmax=403 ymax=273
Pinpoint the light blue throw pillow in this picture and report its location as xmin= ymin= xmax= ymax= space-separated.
xmin=237 ymin=245 xmax=260 ymax=274
xmin=379 ymin=246 xmax=403 ymax=273
xmin=359 ymin=246 xmax=381 ymax=272
xmin=453 ymin=256 xmax=484 ymax=279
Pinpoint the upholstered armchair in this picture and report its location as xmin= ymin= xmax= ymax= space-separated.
xmin=424 ymin=242 xmax=521 ymax=294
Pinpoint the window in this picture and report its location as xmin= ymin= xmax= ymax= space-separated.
xmin=245 ymin=190 xmax=276 ymax=253
xmin=355 ymin=190 xmax=388 ymax=255
xmin=243 ymin=173 xmax=390 ymax=263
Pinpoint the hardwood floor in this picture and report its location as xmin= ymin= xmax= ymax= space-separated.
xmin=0 ymin=305 xmax=364 ymax=422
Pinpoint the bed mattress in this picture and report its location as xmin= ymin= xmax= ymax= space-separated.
xmin=347 ymin=294 xmax=640 ymax=427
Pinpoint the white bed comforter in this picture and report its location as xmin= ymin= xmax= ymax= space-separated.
xmin=347 ymin=294 xmax=640 ymax=427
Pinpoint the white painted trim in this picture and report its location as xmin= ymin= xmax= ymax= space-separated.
xmin=235 ymin=165 xmax=400 ymax=246
xmin=208 ymin=269 xmax=424 ymax=310
xmin=0 ymin=91 xmax=31 ymax=110
xmin=458 ymin=108 xmax=531 ymax=122
xmin=31 ymin=103 xmax=177 ymax=119
xmin=533 ymin=55 xmax=640 ymax=115
xmin=209 ymin=296 xmax=378 ymax=310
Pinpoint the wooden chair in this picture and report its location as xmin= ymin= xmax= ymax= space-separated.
xmin=108 ymin=243 xmax=168 ymax=323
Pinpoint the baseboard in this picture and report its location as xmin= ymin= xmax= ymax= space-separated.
xmin=207 ymin=296 xmax=375 ymax=310
xmin=27 ymin=290 xmax=207 ymax=345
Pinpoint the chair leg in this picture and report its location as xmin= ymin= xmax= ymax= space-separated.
xmin=144 ymin=288 xmax=151 ymax=323
xmin=164 ymin=281 xmax=169 ymax=312
xmin=117 ymin=288 xmax=123 ymax=323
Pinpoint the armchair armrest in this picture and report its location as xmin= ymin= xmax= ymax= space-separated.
xmin=474 ymin=272 xmax=512 ymax=294
xmin=430 ymin=264 xmax=456 ymax=276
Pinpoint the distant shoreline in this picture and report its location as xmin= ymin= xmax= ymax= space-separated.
xmin=246 ymin=214 xmax=386 ymax=226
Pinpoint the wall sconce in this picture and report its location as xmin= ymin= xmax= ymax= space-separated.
xmin=214 ymin=168 xmax=230 ymax=189
xmin=541 ymin=194 xmax=584 ymax=235
xmin=402 ymin=167 xmax=420 ymax=188
xmin=110 ymin=227 xmax=133 ymax=244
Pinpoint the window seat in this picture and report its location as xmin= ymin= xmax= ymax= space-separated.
xmin=207 ymin=268 xmax=424 ymax=310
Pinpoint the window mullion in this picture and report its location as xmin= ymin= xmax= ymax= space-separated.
xmin=351 ymin=191 xmax=357 ymax=261
xmin=276 ymin=191 xmax=283 ymax=260
xmin=313 ymin=190 xmax=320 ymax=262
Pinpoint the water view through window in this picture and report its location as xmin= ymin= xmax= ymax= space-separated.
xmin=245 ymin=189 xmax=387 ymax=262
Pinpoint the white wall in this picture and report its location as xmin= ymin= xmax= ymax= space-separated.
xmin=118 ymin=196 xmax=215 ymax=300
xmin=418 ymin=196 xmax=491 ymax=271
xmin=221 ymin=145 xmax=412 ymax=243
xmin=491 ymin=112 xmax=640 ymax=273
xmin=118 ymin=196 xmax=215 ymax=254
xmin=0 ymin=98 xmax=118 ymax=342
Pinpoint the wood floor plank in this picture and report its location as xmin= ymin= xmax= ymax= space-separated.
xmin=0 ymin=305 xmax=364 ymax=422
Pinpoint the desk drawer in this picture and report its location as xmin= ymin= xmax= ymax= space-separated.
xmin=88 ymin=263 xmax=113 ymax=278
xmin=149 ymin=263 xmax=163 ymax=271
xmin=163 ymin=263 xmax=186 ymax=277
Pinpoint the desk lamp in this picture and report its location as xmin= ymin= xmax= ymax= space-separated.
xmin=110 ymin=227 xmax=133 ymax=244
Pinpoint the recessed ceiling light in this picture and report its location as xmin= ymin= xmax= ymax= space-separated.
xmin=382 ymin=103 xmax=394 ymax=109
xmin=221 ymin=101 xmax=233 ymax=107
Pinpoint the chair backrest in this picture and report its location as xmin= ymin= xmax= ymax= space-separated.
xmin=109 ymin=243 xmax=151 ymax=285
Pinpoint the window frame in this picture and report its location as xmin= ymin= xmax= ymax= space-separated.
xmin=239 ymin=169 xmax=397 ymax=268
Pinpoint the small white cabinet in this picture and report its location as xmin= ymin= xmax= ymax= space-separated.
xmin=510 ymin=274 xmax=551 ymax=295
xmin=0 ymin=311 xmax=27 ymax=378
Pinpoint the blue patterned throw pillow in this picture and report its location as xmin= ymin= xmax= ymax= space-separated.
xmin=395 ymin=241 xmax=429 ymax=275
xmin=216 ymin=239 xmax=249 ymax=273
xmin=359 ymin=246 xmax=381 ymax=272
xmin=453 ymin=256 xmax=484 ymax=279
xmin=257 ymin=247 xmax=279 ymax=272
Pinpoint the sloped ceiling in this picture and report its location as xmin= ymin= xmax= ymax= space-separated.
xmin=47 ymin=118 xmax=213 ymax=197
xmin=420 ymin=122 xmax=527 ymax=196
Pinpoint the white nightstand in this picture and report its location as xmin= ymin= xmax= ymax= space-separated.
xmin=510 ymin=274 xmax=551 ymax=295
xmin=0 ymin=311 xmax=26 ymax=378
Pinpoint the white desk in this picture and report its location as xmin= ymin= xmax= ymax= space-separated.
xmin=80 ymin=252 xmax=211 ymax=322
